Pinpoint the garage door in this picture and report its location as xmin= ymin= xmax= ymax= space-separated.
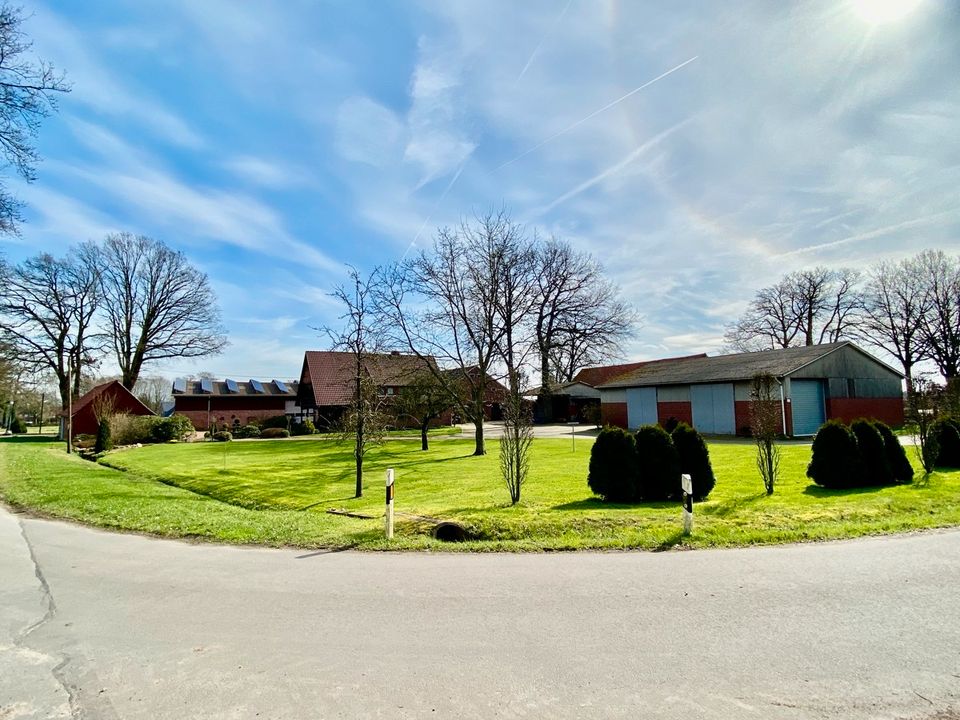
xmin=626 ymin=387 xmax=658 ymax=429
xmin=690 ymin=383 xmax=735 ymax=435
xmin=791 ymin=380 xmax=825 ymax=436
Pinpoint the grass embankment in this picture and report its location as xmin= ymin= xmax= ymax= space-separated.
xmin=1 ymin=434 xmax=958 ymax=551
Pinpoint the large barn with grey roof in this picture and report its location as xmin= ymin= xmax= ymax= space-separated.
xmin=597 ymin=341 xmax=904 ymax=436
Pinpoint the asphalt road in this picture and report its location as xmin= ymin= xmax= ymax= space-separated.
xmin=2 ymin=506 xmax=958 ymax=720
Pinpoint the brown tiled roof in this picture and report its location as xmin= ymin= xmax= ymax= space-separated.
xmin=573 ymin=355 xmax=707 ymax=387
xmin=68 ymin=380 xmax=155 ymax=418
xmin=301 ymin=351 xmax=436 ymax=407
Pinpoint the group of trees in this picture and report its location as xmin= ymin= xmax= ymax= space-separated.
xmin=0 ymin=233 xmax=226 ymax=416
xmin=330 ymin=211 xmax=636 ymax=502
xmin=727 ymin=251 xmax=960 ymax=392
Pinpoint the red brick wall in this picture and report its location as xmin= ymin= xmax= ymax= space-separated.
xmin=827 ymin=398 xmax=904 ymax=427
xmin=657 ymin=401 xmax=692 ymax=428
xmin=733 ymin=400 xmax=790 ymax=436
xmin=601 ymin=402 xmax=628 ymax=428
xmin=174 ymin=396 xmax=291 ymax=430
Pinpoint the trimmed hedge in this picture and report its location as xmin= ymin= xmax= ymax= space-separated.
xmin=260 ymin=427 xmax=290 ymax=439
xmin=260 ymin=414 xmax=290 ymax=430
xmin=635 ymin=424 xmax=680 ymax=501
xmin=587 ymin=427 xmax=639 ymax=502
xmin=807 ymin=420 xmax=864 ymax=489
xmin=850 ymin=419 xmax=894 ymax=486
xmin=873 ymin=420 xmax=914 ymax=484
xmin=233 ymin=424 xmax=261 ymax=439
xmin=211 ymin=430 xmax=232 ymax=442
xmin=671 ymin=422 xmax=715 ymax=500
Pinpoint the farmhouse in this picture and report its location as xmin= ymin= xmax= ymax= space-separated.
xmin=172 ymin=378 xmax=302 ymax=431
xmin=597 ymin=341 xmax=904 ymax=436
xmin=66 ymin=380 xmax=155 ymax=436
xmin=297 ymin=350 xmax=438 ymax=428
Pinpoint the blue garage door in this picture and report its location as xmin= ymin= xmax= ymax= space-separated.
xmin=791 ymin=380 xmax=825 ymax=436
xmin=690 ymin=383 xmax=735 ymax=435
xmin=626 ymin=387 xmax=658 ymax=429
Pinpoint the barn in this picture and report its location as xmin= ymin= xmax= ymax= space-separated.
xmin=172 ymin=378 xmax=302 ymax=431
xmin=65 ymin=380 xmax=155 ymax=436
xmin=597 ymin=341 xmax=904 ymax=436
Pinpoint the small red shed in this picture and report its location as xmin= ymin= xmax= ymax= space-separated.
xmin=66 ymin=380 xmax=156 ymax=436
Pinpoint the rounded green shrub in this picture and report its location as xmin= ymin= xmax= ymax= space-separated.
xmin=872 ymin=420 xmax=913 ymax=484
xmin=234 ymin=424 xmax=261 ymax=439
xmin=291 ymin=419 xmax=316 ymax=436
xmin=635 ymin=424 xmax=681 ymax=501
xmin=931 ymin=418 xmax=960 ymax=467
xmin=670 ymin=422 xmax=715 ymax=500
xmin=211 ymin=430 xmax=232 ymax=442
xmin=150 ymin=414 xmax=195 ymax=443
xmin=587 ymin=426 xmax=640 ymax=502
xmin=94 ymin=417 xmax=113 ymax=453
xmin=850 ymin=419 xmax=894 ymax=486
xmin=260 ymin=427 xmax=290 ymax=439
xmin=807 ymin=420 xmax=864 ymax=489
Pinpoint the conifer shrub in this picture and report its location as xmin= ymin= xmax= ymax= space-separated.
xmin=259 ymin=427 xmax=290 ymax=439
xmin=850 ymin=419 xmax=894 ymax=486
xmin=931 ymin=418 xmax=960 ymax=467
xmin=670 ymin=422 xmax=715 ymax=500
xmin=635 ymin=424 xmax=681 ymax=501
xmin=806 ymin=420 xmax=864 ymax=489
xmin=94 ymin=417 xmax=112 ymax=453
xmin=872 ymin=420 xmax=914 ymax=484
xmin=10 ymin=417 xmax=27 ymax=433
xmin=587 ymin=426 xmax=640 ymax=502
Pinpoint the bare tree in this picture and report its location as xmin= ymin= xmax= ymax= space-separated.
xmin=328 ymin=267 xmax=386 ymax=497
xmin=750 ymin=373 xmax=781 ymax=495
xmin=860 ymin=257 xmax=931 ymax=393
xmin=0 ymin=5 xmax=70 ymax=234
xmin=726 ymin=267 xmax=861 ymax=351
xmin=135 ymin=375 xmax=172 ymax=413
xmin=499 ymin=387 xmax=533 ymax=505
xmin=0 ymin=252 xmax=100 ymax=410
xmin=380 ymin=213 xmax=515 ymax=456
xmin=533 ymin=239 xmax=636 ymax=388
xmin=907 ymin=375 xmax=942 ymax=475
xmin=916 ymin=250 xmax=960 ymax=381
xmin=89 ymin=233 xmax=226 ymax=391
xmin=392 ymin=372 xmax=452 ymax=451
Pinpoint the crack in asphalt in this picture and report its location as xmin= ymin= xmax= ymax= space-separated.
xmin=14 ymin=518 xmax=84 ymax=719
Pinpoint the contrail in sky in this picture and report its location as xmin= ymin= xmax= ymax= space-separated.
xmin=402 ymin=159 xmax=470 ymax=259
xmin=493 ymin=55 xmax=699 ymax=172
xmin=516 ymin=0 xmax=574 ymax=83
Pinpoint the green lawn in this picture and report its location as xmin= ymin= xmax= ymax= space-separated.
xmin=1 ymin=433 xmax=958 ymax=551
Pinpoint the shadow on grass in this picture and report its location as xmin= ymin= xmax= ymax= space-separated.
xmin=652 ymin=529 xmax=687 ymax=551
xmin=802 ymin=483 xmax=890 ymax=497
xmin=700 ymin=491 xmax=767 ymax=518
xmin=0 ymin=434 xmax=60 ymax=444
xmin=300 ymin=496 xmax=361 ymax=511
xmin=552 ymin=497 xmax=677 ymax=511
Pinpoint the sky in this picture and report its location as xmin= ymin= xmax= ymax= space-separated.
xmin=3 ymin=0 xmax=959 ymax=383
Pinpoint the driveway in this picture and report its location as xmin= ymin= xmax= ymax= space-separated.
xmin=2 ymin=506 xmax=958 ymax=719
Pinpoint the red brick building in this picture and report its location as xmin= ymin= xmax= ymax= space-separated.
xmin=597 ymin=342 xmax=904 ymax=437
xmin=66 ymin=380 xmax=155 ymax=436
xmin=172 ymin=378 xmax=301 ymax=431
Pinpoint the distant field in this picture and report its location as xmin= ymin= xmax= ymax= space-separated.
xmin=1 ymin=434 xmax=958 ymax=551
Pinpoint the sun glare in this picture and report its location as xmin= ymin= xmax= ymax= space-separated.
xmin=850 ymin=0 xmax=924 ymax=24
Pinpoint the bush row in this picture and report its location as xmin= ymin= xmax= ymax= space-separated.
xmin=588 ymin=423 xmax=715 ymax=503
xmin=806 ymin=418 xmax=913 ymax=489
xmin=931 ymin=417 xmax=960 ymax=467
xmin=110 ymin=413 xmax=195 ymax=446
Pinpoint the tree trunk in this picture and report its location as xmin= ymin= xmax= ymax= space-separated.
xmin=473 ymin=420 xmax=485 ymax=456
xmin=355 ymin=450 xmax=363 ymax=498
xmin=420 ymin=422 xmax=429 ymax=451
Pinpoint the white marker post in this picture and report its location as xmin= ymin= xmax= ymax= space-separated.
xmin=385 ymin=468 xmax=395 ymax=540
xmin=681 ymin=473 xmax=693 ymax=536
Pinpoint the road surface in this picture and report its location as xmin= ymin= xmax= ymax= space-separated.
xmin=1 ymin=505 xmax=958 ymax=719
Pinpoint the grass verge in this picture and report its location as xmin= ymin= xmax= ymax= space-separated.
xmin=1 ymin=434 xmax=958 ymax=551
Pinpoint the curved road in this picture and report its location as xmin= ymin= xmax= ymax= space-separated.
xmin=2 ymin=505 xmax=958 ymax=720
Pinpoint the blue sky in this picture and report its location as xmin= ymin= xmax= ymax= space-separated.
xmin=3 ymin=0 xmax=959 ymax=382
